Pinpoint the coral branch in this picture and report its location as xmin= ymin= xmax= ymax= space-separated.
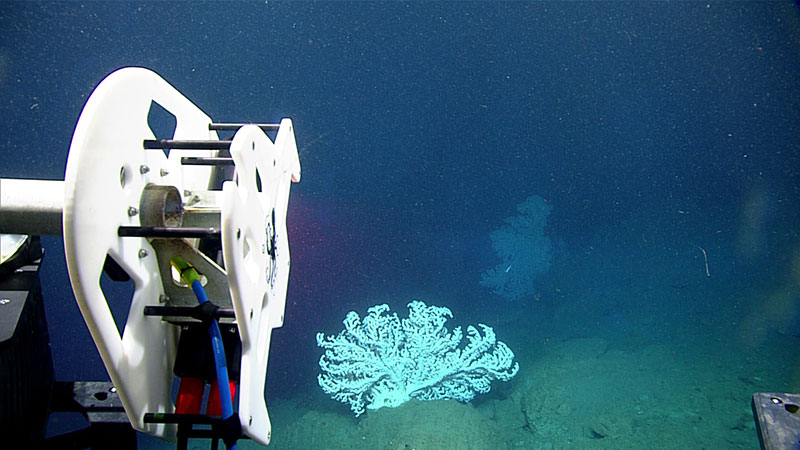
xmin=481 ymin=195 xmax=552 ymax=301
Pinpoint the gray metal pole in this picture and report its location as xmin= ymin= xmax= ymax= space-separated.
xmin=0 ymin=178 xmax=64 ymax=235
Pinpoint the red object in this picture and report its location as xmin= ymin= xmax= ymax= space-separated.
xmin=206 ymin=379 xmax=237 ymax=416
xmin=175 ymin=377 xmax=204 ymax=414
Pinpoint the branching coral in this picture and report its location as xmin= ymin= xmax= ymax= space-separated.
xmin=317 ymin=301 xmax=519 ymax=416
xmin=481 ymin=195 xmax=552 ymax=301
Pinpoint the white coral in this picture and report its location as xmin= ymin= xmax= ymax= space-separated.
xmin=316 ymin=301 xmax=519 ymax=416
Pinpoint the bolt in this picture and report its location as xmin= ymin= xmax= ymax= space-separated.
xmin=128 ymin=206 xmax=138 ymax=216
xmin=139 ymin=165 xmax=150 ymax=174
xmin=160 ymin=168 xmax=169 ymax=176
xmin=138 ymin=249 xmax=148 ymax=258
xmin=159 ymin=294 xmax=170 ymax=303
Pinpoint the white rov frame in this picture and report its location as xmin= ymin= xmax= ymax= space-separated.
xmin=0 ymin=67 xmax=300 ymax=445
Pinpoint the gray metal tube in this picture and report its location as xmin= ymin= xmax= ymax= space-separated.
xmin=0 ymin=178 xmax=64 ymax=235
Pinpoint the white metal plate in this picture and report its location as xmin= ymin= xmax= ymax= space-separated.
xmin=221 ymin=121 xmax=300 ymax=445
xmin=63 ymin=67 xmax=216 ymax=439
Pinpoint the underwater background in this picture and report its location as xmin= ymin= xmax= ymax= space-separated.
xmin=2 ymin=2 xmax=800 ymax=449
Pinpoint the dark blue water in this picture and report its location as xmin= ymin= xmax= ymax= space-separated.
xmin=2 ymin=2 xmax=798 ymax=448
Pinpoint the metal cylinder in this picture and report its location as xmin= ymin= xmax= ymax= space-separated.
xmin=139 ymin=184 xmax=183 ymax=228
xmin=0 ymin=179 xmax=64 ymax=235
xmin=209 ymin=123 xmax=280 ymax=132
xmin=143 ymin=139 xmax=232 ymax=150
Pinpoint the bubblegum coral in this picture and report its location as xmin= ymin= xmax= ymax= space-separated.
xmin=481 ymin=195 xmax=553 ymax=301
xmin=316 ymin=301 xmax=519 ymax=416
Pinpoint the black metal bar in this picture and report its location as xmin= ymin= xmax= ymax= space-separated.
xmin=209 ymin=123 xmax=280 ymax=132
xmin=143 ymin=139 xmax=231 ymax=150
xmin=144 ymin=413 xmax=248 ymax=443
xmin=118 ymin=226 xmax=220 ymax=239
xmin=145 ymin=413 xmax=222 ymax=425
xmin=143 ymin=306 xmax=236 ymax=319
xmin=180 ymin=156 xmax=235 ymax=166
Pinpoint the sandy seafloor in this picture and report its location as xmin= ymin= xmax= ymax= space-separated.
xmin=259 ymin=248 xmax=793 ymax=449
xmin=141 ymin=212 xmax=799 ymax=450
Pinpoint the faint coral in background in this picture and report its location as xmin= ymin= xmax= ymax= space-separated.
xmin=481 ymin=195 xmax=552 ymax=301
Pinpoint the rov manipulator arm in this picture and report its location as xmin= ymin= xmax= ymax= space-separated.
xmin=0 ymin=67 xmax=301 ymax=446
